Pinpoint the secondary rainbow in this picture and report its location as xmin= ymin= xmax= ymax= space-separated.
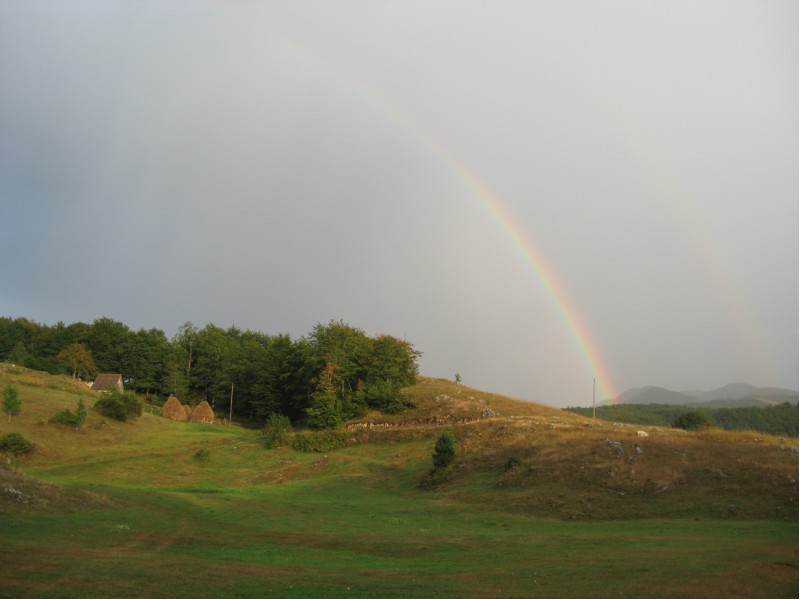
xmin=274 ymin=32 xmax=620 ymax=402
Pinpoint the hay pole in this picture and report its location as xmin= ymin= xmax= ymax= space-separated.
xmin=229 ymin=382 xmax=234 ymax=424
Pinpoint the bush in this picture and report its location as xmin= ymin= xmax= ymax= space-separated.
xmin=358 ymin=380 xmax=414 ymax=414
xmin=262 ymin=413 xmax=293 ymax=448
xmin=49 ymin=398 xmax=87 ymax=427
xmin=504 ymin=456 xmax=521 ymax=472
xmin=672 ymin=410 xmax=712 ymax=431
xmin=432 ymin=430 xmax=456 ymax=469
xmin=0 ymin=433 xmax=34 ymax=456
xmin=193 ymin=448 xmax=210 ymax=463
xmin=292 ymin=430 xmax=349 ymax=453
xmin=419 ymin=465 xmax=454 ymax=489
xmin=95 ymin=389 xmax=142 ymax=422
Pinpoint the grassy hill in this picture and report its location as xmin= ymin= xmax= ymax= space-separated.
xmin=0 ymin=365 xmax=797 ymax=597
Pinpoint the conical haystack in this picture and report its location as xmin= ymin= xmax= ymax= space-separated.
xmin=182 ymin=404 xmax=192 ymax=421
xmin=160 ymin=396 xmax=187 ymax=420
xmin=189 ymin=400 xmax=215 ymax=424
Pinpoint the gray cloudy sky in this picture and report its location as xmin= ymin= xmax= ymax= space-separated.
xmin=1 ymin=0 xmax=797 ymax=406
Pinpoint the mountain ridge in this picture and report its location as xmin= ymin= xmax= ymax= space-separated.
xmin=604 ymin=382 xmax=798 ymax=407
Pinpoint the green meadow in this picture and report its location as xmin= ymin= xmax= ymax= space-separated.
xmin=0 ymin=368 xmax=796 ymax=598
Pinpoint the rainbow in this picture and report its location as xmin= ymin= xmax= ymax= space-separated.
xmin=275 ymin=33 xmax=620 ymax=402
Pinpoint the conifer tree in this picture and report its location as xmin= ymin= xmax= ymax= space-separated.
xmin=432 ymin=430 xmax=456 ymax=469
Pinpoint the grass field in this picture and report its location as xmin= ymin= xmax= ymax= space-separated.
xmin=0 ymin=366 xmax=797 ymax=598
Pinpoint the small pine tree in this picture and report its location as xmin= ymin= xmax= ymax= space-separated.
xmin=76 ymin=398 xmax=87 ymax=424
xmin=3 ymin=384 xmax=20 ymax=423
xmin=432 ymin=430 xmax=456 ymax=469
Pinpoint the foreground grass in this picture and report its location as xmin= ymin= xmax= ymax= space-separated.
xmin=1 ymin=471 xmax=796 ymax=598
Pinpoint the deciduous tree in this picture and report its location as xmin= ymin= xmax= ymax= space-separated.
xmin=3 ymin=384 xmax=20 ymax=423
xmin=56 ymin=343 xmax=95 ymax=379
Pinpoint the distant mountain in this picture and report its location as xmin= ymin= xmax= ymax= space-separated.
xmin=694 ymin=383 xmax=761 ymax=402
xmin=607 ymin=383 xmax=798 ymax=408
xmin=614 ymin=386 xmax=699 ymax=405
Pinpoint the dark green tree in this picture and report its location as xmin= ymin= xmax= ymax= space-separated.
xmin=672 ymin=410 xmax=712 ymax=431
xmin=173 ymin=321 xmax=198 ymax=393
xmin=248 ymin=333 xmax=298 ymax=421
xmin=6 ymin=341 xmax=30 ymax=366
xmin=307 ymin=320 xmax=370 ymax=396
xmin=432 ymin=430 xmax=456 ymax=469
xmin=0 ymin=318 xmax=44 ymax=368
xmin=124 ymin=328 xmax=169 ymax=396
xmin=85 ymin=317 xmax=132 ymax=374
xmin=357 ymin=378 xmax=409 ymax=414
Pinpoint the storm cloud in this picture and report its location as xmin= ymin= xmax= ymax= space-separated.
xmin=1 ymin=0 xmax=796 ymax=405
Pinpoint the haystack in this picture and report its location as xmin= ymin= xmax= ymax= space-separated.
xmin=182 ymin=404 xmax=192 ymax=421
xmin=189 ymin=400 xmax=215 ymax=424
xmin=160 ymin=396 xmax=187 ymax=420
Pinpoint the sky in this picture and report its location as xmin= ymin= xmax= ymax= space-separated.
xmin=0 ymin=0 xmax=797 ymax=407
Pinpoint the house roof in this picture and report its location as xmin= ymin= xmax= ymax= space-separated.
xmin=91 ymin=373 xmax=123 ymax=391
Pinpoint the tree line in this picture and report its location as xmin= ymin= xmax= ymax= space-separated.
xmin=565 ymin=402 xmax=798 ymax=437
xmin=0 ymin=316 xmax=420 ymax=427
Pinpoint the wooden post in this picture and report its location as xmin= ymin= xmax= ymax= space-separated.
xmin=592 ymin=377 xmax=596 ymax=425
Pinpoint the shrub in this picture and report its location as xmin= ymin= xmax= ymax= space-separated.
xmin=49 ymin=398 xmax=87 ymax=427
xmin=95 ymin=389 xmax=142 ymax=422
xmin=504 ymin=456 xmax=521 ymax=472
xmin=292 ymin=430 xmax=349 ymax=453
xmin=432 ymin=430 xmax=456 ymax=469
xmin=419 ymin=465 xmax=454 ymax=489
xmin=193 ymin=448 xmax=210 ymax=463
xmin=262 ymin=413 xmax=293 ymax=448
xmin=0 ymin=432 xmax=34 ymax=456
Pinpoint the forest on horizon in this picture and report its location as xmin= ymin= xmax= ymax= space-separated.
xmin=0 ymin=316 xmax=420 ymax=427
xmin=566 ymin=403 xmax=798 ymax=437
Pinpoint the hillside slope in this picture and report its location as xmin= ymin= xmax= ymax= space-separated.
xmin=0 ymin=368 xmax=796 ymax=521
xmin=0 ymin=367 xmax=797 ymax=598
